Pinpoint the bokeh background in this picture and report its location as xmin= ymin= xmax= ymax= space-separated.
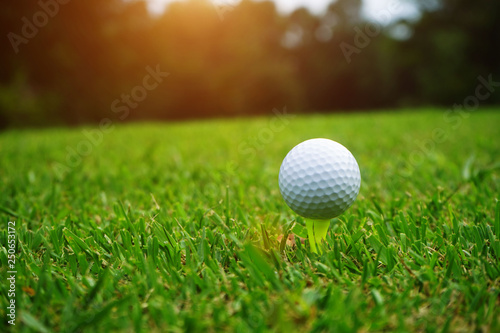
xmin=1 ymin=0 xmax=499 ymax=128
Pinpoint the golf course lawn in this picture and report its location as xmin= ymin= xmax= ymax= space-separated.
xmin=1 ymin=108 xmax=499 ymax=332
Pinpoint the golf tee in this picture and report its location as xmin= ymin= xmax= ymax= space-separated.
xmin=306 ymin=219 xmax=330 ymax=253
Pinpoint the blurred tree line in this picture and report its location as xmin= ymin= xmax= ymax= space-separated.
xmin=0 ymin=0 xmax=499 ymax=127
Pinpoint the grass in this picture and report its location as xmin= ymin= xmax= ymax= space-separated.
xmin=0 ymin=108 xmax=499 ymax=332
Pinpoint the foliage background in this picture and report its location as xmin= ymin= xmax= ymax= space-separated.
xmin=0 ymin=0 xmax=499 ymax=127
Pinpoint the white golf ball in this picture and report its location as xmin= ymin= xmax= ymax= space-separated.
xmin=279 ymin=138 xmax=361 ymax=219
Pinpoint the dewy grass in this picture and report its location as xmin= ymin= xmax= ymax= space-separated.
xmin=0 ymin=109 xmax=499 ymax=332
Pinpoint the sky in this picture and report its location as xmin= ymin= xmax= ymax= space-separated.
xmin=146 ymin=0 xmax=420 ymax=21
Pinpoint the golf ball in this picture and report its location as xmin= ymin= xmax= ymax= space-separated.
xmin=279 ymin=138 xmax=361 ymax=220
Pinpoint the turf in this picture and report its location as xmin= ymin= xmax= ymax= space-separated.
xmin=1 ymin=108 xmax=499 ymax=332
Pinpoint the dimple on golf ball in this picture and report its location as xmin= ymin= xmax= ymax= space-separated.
xmin=279 ymin=138 xmax=361 ymax=220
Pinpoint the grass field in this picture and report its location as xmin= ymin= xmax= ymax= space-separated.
xmin=1 ymin=108 xmax=499 ymax=332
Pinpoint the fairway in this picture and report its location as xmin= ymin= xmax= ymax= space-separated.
xmin=1 ymin=109 xmax=499 ymax=332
